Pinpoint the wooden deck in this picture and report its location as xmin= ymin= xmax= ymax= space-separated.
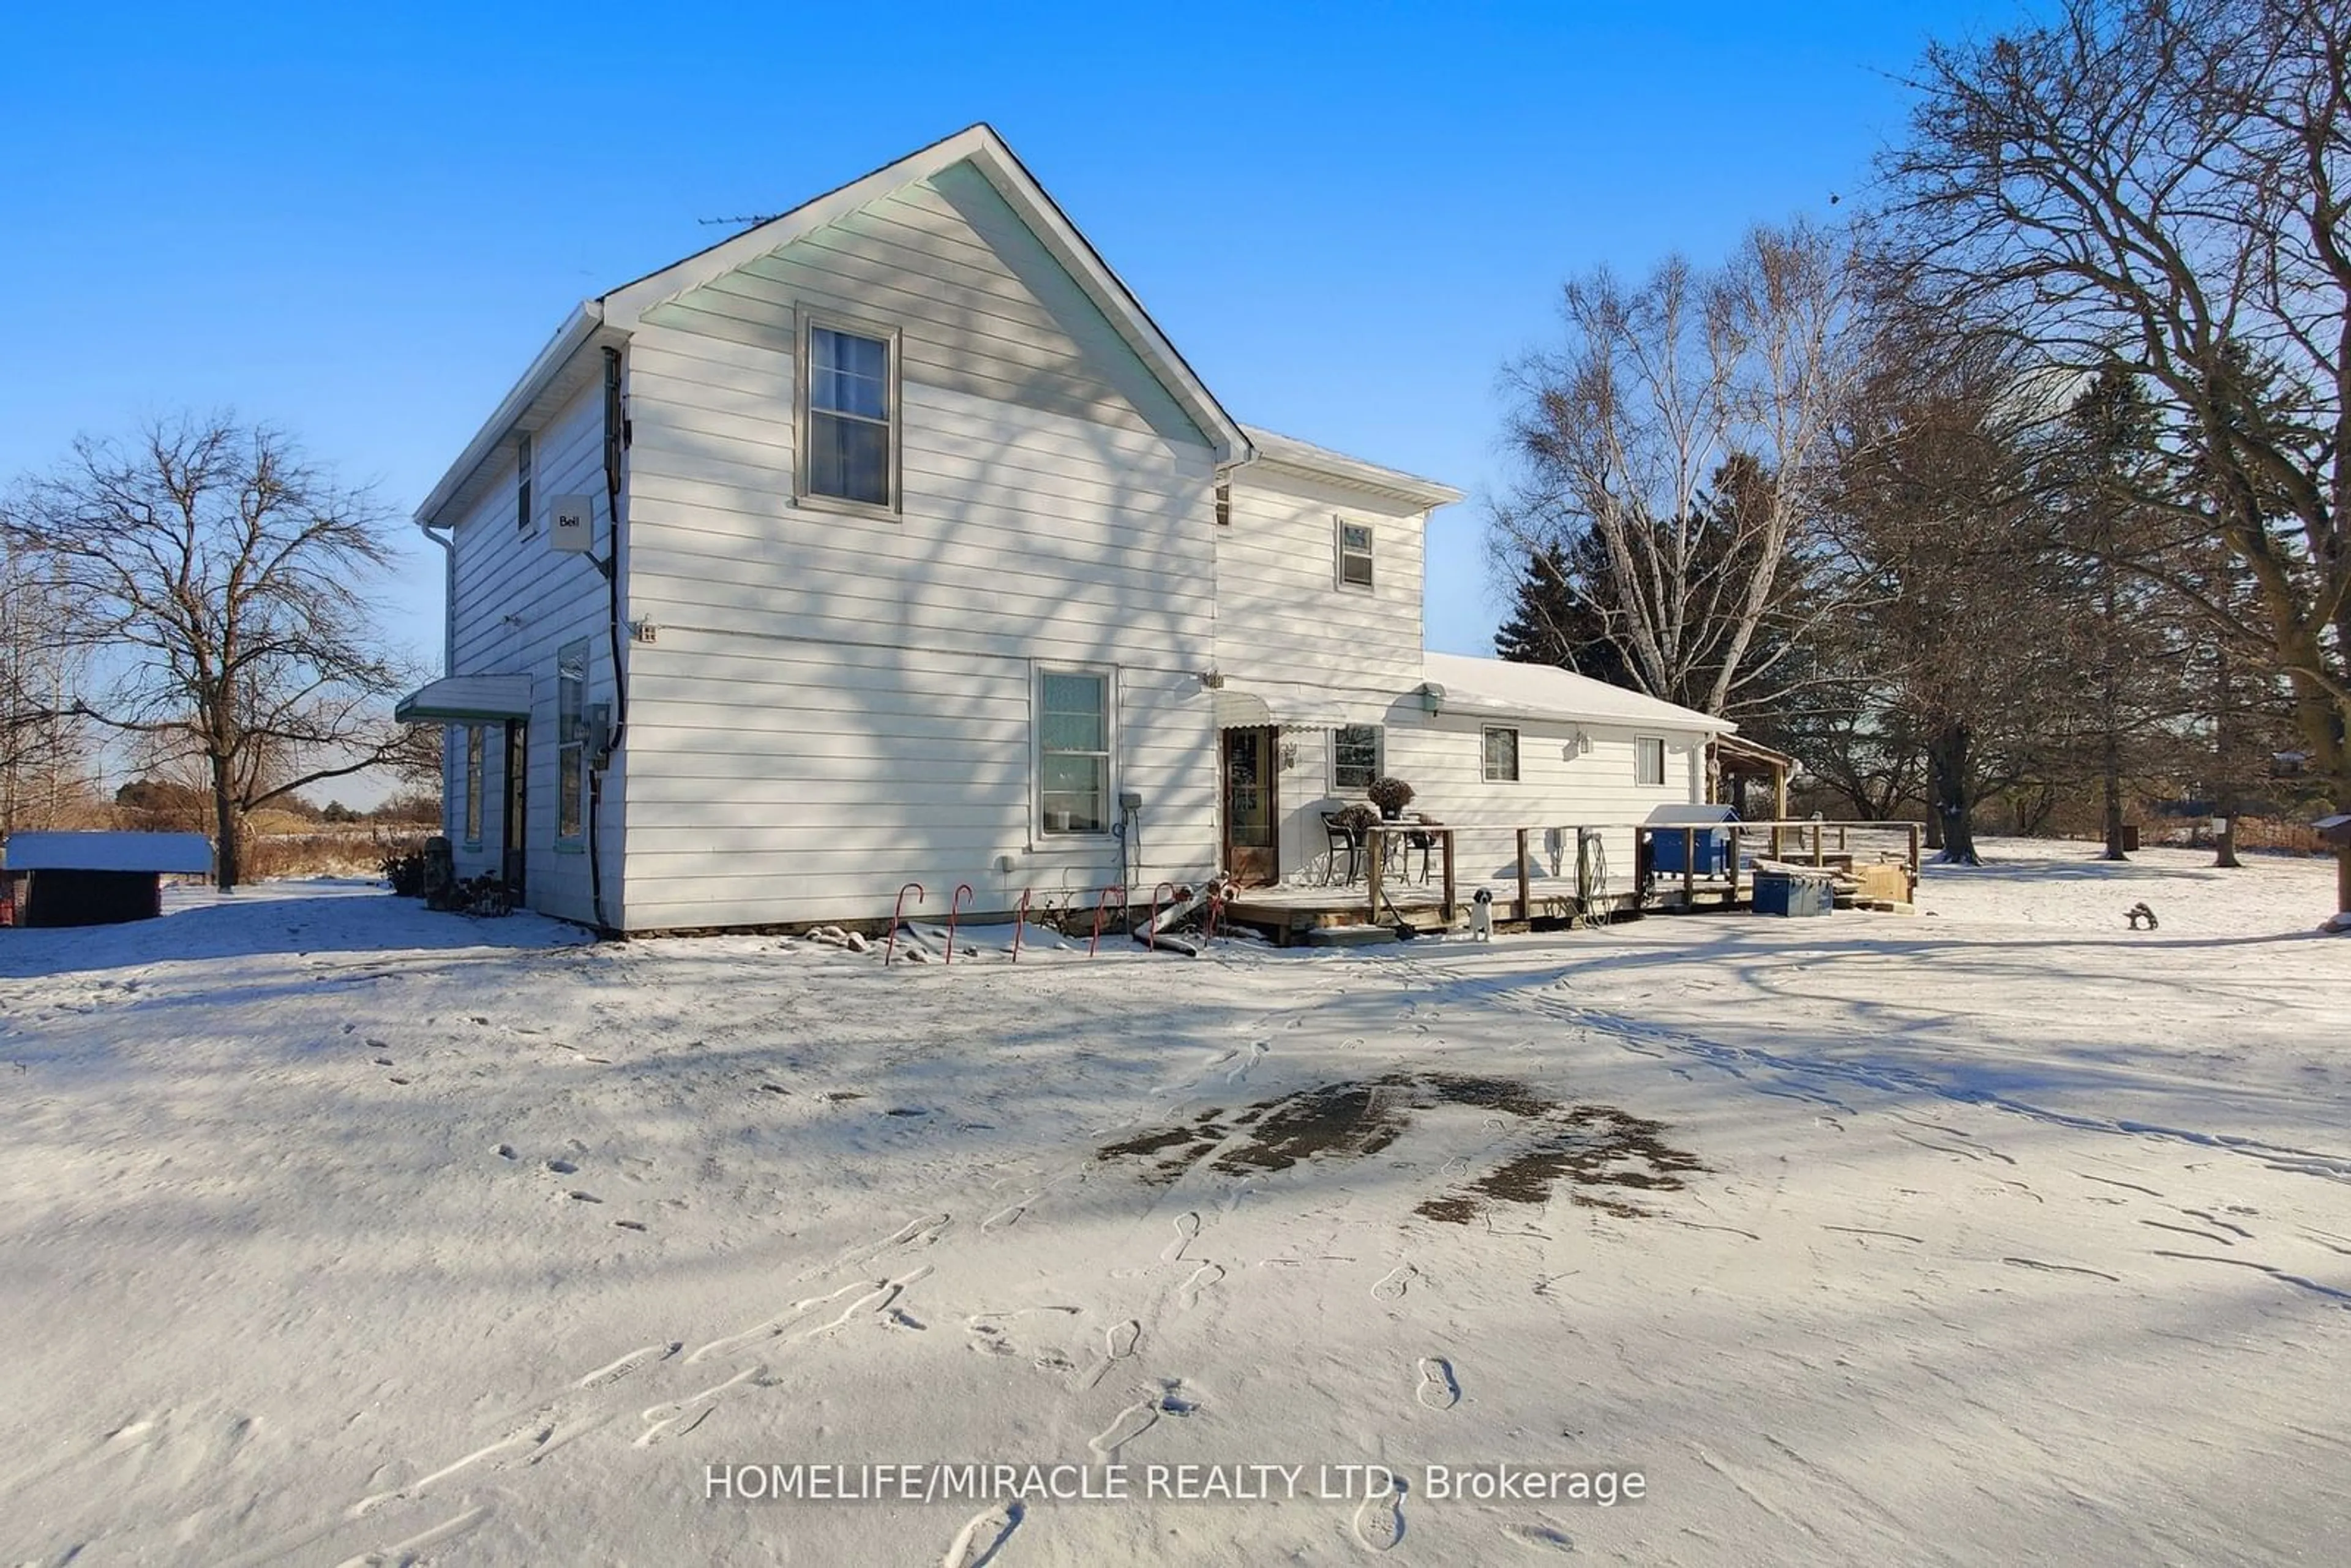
xmin=1221 ymin=874 xmax=1696 ymax=946
xmin=1220 ymin=819 xmax=1921 ymax=947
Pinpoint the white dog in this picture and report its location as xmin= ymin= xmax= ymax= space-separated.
xmin=1466 ymin=886 xmax=1496 ymax=942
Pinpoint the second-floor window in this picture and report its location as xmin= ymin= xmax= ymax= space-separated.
xmin=804 ymin=321 xmax=894 ymax=509
xmin=1336 ymin=520 xmax=1374 ymax=590
xmin=516 ymin=431 xmax=533 ymax=532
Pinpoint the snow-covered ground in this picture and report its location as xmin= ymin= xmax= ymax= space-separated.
xmin=2 ymin=846 xmax=2347 ymax=1566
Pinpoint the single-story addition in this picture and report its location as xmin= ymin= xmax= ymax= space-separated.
xmin=401 ymin=124 xmax=1736 ymax=933
xmin=1 ymin=831 xmax=214 ymax=927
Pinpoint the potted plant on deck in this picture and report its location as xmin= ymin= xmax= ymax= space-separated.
xmin=1366 ymin=776 xmax=1416 ymax=820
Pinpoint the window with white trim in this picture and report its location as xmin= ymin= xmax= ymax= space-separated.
xmin=1636 ymin=735 xmax=1667 ymax=787
xmin=1482 ymin=725 xmax=1520 ymax=782
xmin=516 ymin=431 xmax=533 ymax=532
xmin=802 ymin=320 xmax=895 ymax=509
xmin=462 ymin=725 xmax=484 ymax=844
xmin=557 ymin=641 xmax=587 ymax=844
xmin=1038 ymin=669 xmax=1111 ymax=835
xmin=1336 ymin=520 xmax=1374 ymax=590
xmin=1334 ymin=724 xmax=1382 ymax=792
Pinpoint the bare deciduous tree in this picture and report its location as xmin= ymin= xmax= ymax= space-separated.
xmin=0 ymin=416 xmax=433 ymax=888
xmin=0 ymin=541 xmax=96 ymax=832
xmin=1492 ymin=220 xmax=1861 ymax=718
xmin=1886 ymin=0 xmax=2351 ymax=916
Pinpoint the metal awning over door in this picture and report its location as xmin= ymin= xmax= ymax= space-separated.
xmin=394 ymin=675 xmax=533 ymax=724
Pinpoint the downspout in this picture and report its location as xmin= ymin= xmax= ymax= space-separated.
xmin=417 ymin=514 xmax=456 ymax=830
xmin=1207 ymin=439 xmax=1257 ymax=882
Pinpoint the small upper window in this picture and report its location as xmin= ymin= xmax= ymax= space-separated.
xmin=516 ymin=431 xmax=534 ymax=532
xmin=1637 ymin=736 xmax=1667 ymax=787
xmin=1483 ymin=726 xmax=1520 ymax=782
xmin=1337 ymin=520 xmax=1374 ymax=590
xmin=805 ymin=323 xmax=893 ymax=508
xmin=1334 ymin=725 xmax=1382 ymax=792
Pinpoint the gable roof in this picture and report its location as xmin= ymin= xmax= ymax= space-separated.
xmin=1419 ymin=652 xmax=1734 ymax=733
xmin=416 ymin=126 xmax=1247 ymax=528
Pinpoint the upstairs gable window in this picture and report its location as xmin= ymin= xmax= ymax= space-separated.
xmin=1336 ymin=520 xmax=1374 ymax=590
xmin=803 ymin=320 xmax=896 ymax=510
xmin=516 ymin=431 xmax=534 ymax=532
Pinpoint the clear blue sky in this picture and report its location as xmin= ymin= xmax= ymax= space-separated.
xmin=2 ymin=0 xmax=2022 ymax=682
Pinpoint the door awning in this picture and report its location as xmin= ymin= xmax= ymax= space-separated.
xmin=1213 ymin=683 xmax=1395 ymax=730
xmin=395 ymin=674 xmax=533 ymax=724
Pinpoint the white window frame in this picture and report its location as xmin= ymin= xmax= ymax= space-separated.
xmin=1635 ymin=735 xmax=1667 ymax=787
xmin=1335 ymin=518 xmax=1374 ymax=592
xmin=1333 ymin=724 xmax=1382 ymax=793
xmin=795 ymin=309 xmax=903 ymax=519
xmin=556 ymin=641 xmax=588 ymax=848
xmin=1482 ymin=725 xmax=1520 ymax=783
xmin=516 ymin=430 xmax=533 ymax=533
xmin=462 ymin=724 xmax=485 ymax=846
xmin=1034 ymin=664 xmax=1116 ymax=839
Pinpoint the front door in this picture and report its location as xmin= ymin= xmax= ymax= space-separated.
xmin=1221 ymin=726 xmax=1278 ymax=885
xmin=502 ymin=719 xmax=528 ymax=901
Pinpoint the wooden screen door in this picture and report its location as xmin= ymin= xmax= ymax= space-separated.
xmin=1221 ymin=726 xmax=1278 ymax=885
xmin=502 ymin=720 xmax=528 ymax=900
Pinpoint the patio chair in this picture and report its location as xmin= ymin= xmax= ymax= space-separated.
xmin=1319 ymin=811 xmax=1365 ymax=885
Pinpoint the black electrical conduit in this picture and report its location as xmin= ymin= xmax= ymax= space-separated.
xmin=586 ymin=345 xmax=630 ymax=934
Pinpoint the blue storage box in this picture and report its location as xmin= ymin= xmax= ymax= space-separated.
xmin=1752 ymin=871 xmax=1832 ymax=917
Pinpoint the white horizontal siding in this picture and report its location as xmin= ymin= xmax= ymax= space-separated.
xmin=620 ymin=640 xmax=1215 ymax=929
xmin=444 ymin=373 xmax=626 ymax=926
xmin=613 ymin=179 xmax=1221 ymax=928
xmin=1384 ymin=716 xmax=1708 ymax=888
xmin=1215 ymin=469 xmax=1429 ymax=700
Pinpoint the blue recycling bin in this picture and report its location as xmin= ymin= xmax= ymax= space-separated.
xmin=1752 ymin=870 xmax=1832 ymax=917
xmin=1647 ymin=806 xmax=1738 ymax=877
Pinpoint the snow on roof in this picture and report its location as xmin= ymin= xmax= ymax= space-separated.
xmin=3 ymin=831 xmax=214 ymax=874
xmin=1419 ymin=653 xmax=1733 ymax=733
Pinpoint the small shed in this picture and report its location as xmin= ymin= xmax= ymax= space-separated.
xmin=1 ymin=832 xmax=214 ymax=928
xmin=1645 ymin=803 xmax=1738 ymax=877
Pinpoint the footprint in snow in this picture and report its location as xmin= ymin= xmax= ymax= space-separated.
xmin=546 ymin=1159 xmax=578 ymax=1175
xmin=1372 ymin=1266 xmax=1417 ymax=1303
xmin=1088 ymin=1394 xmax=1161 ymax=1457
xmin=1502 ymin=1518 xmax=1576 ymax=1553
xmin=1179 ymin=1263 xmax=1224 ymax=1310
xmin=1162 ymin=1212 xmax=1201 ymax=1262
xmin=1417 ymin=1356 xmax=1460 ymax=1409
xmin=941 ymin=1500 xmax=1022 ymax=1568
xmin=1354 ymin=1477 xmax=1407 ymax=1551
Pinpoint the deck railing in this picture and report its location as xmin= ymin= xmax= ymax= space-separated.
xmin=1316 ymin=818 xmax=1925 ymax=928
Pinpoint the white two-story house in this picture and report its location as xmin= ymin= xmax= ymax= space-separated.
xmin=398 ymin=126 xmax=1731 ymax=932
